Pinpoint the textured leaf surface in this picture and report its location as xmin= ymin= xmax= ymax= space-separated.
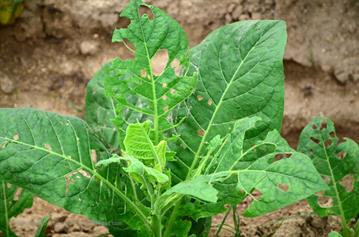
xmin=177 ymin=125 xmax=327 ymax=220
xmin=0 ymin=182 xmax=33 ymax=237
xmin=0 ymin=109 xmax=150 ymax=234
xmin=106 ymin=0 xmax=197 ymax=144
xmin=170 ymin=20 xmax=287 ymax=181
xmin=298 ymin=117 xmax=359 ymax=222
xmin=85 ymin=60 xmax=119 ymax=152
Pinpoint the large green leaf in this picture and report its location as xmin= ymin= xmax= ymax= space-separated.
xmin=298 ymin=117 xmax=359 ymax=222
xmin=0 ymin=182 xmax=33 ymax=237
xmin=0 ymin=109 xmax=151 ymax=235
xmin=84 ymin=60 xmax=119 ymax=152
xmin=173 ymin=118 xmax=327 ymax=221
xmin=170 ymin=20 xmax=287 ymax=182
xmin=105 ymin=0 xmax=197 ymax=145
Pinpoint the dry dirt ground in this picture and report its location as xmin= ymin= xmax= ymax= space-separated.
xmin=1 ymin=0 xmax=359 ymax=236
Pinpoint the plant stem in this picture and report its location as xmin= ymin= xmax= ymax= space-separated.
xmin=152 ymin=214 xmax=162 ymax=237
xmin=215 ymin=207 xmax=231 ymax=237
xmin=232 ymin=205 xmax=241 ymax=237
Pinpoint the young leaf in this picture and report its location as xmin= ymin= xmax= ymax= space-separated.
xmin=85 ymin=60 xmax=120 ymax=152
xmin=170 ymin=20 xmax=287 ymax=181
xmin=298 ymin=117 xmax=359 ymax=223
xmin=0 ymin=182 xmax=33 ymax=237
xmin=34 ymin=216 xmax=50 ymax=237
xmin=0 ymin=109 xmax=151 ymax=234
xmin=106 ymin=0 xmax=197 ymax=144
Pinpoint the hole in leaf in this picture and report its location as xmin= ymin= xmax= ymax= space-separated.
xmin=171 ymin=59 xmax=181 ymax=76
xmin=278 ymin=183 xmax=289 ymax=192
xmin=91 ymin=150 xmax=97 ymax=164
xmin=139 ymin=5 xmax=154 ymax=20
xmin=312 ymin=124 xmax=318 ymax=130
xmin=337 ymin=151 xmax=347 ymax=160
xmin=324 ymin=139 xmax=332 ymax=148
xmin=310 ymin=137 xmax=320 ymax=144
xmin=197 ymin=129 xmax=205 ymax=137
xmin=329 ymin=131 xmax=336 ymax=138
xmin=274 ymin=153 xmax=292 ymax=161
xmin=151 ymin=50 xmax=168 ymax=76
xmin=317 ymin=196 xmax=333 ymax=208
xmin=208 ymin=99 xmax=213 ymax=106
xmin=44 ymin=144 xmax=52 ymax=151
xmin=116 ymin=16 xmax=131 ymax=28
xmin=339 ymin=175 xmax=354 ymax=192
xmin=13 ymin=134 xmax=19 ymax=141
xmin=320 ymin=122 xmax=327 ymax=130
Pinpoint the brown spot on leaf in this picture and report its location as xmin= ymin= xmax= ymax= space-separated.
xmin=14 ymin=188 xmax=23 ymax=201
xmin=197 ymin=95 xmax=204 ymax=101
xmin=317 ymin=196 xmax=333 ymax=208
xmin=278 ymin=183 xmax=289 ymax=192
xmin=197 ymin=129 xmax=205 ymax=137
xmin=44 ymin=144 xmax=52 ymax=151
xmin=162 ymin=95 xmax=168 ymax=101
xmin=274 ymin=153 xmax=292 ymax=161
xmin=151 ymin=50 xmax=168 ymax=76
xmin=170 ymin=89 xmax=176 ymax=94
xmin=162 ymin=83 xmax=168 ymax=88
xmin=171 ymin=59 xmax=181 ymax=76
xmin=78 ymin=169 xmax=91 ymax=178
xmin=339 ymin=175 xmax=354 ymax=192
xmin=322 ymin=175 xmax=331 ymax=184
xmin=337 ymin=151 xmax=347 ymax=160
xmin=91 ymin=149 xmax=97 ymax=164
xmin=140 ymin=69 xmax=147 ymax=78
xmin=324 ymin=139 xmax=332 ymax=148
xmin=208 ymin=99 xmax=213 ymax=106
xmin=310 ymin=137 xmax=320 ymax=144
xmin=13 ymin=134 xmax=19 ymax=141
xmin=163 ymin=106 xmax=169 ymax=112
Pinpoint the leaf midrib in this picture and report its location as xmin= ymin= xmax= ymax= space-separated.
xmin=0 ymin=136 xmax=151 ymax=231
xmin=188 ymin=27 xmax=265 ymax=178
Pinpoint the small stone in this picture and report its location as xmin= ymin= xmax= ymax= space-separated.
xmin=54 ymin=222 xmax=68 ymax=233
xmin=0 ymin=71 xmax=15 ymax=94
xmin=79 ymin=40 xmax=99 ymax=55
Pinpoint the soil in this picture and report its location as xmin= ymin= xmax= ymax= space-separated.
xmin=1 ymin=0 xmax=358 ymax=236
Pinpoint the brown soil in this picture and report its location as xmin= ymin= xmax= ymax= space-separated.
xmin=1 ymin=0 xmax=358 ymax=236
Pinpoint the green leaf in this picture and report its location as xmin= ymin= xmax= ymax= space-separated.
xmin=105 ymin=0 xmax=197 ymax=144
xmin=0 ymin=108 xmax=151 ymax=234
xmin=85 ymin=60 xmax=120 ymax=152
xmin=170 ymin=20 xmax=287 ymax=181
xmin=164 ymin=175 xmax=222 ymax=203
xmin=177 ymin=129 xmax=327 ymax=220
xmin=34 ymin=216 xmax=49 ymax=237
xmin=298 ymin=117 xmax=359 ymax=222
xmin=0 ymin=182 xmax=33 ymax=237
xmin=329 ymin=231 xmax=343 ymax=237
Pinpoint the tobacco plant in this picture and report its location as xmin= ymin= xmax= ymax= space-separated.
xmin=0 ymin=0 xmax=328 ymax=236
xmin=298 ymin=117 xmax=359 ymax=237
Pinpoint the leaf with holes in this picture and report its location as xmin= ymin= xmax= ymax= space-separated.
xmin=0 ymin=109 xmax=151 ymax=235
xmin=298 ymin=117 xmax=359 ymax=234
xmin=170 ymin=119 xmax=327 ymax=221
xmin=0 ymin=182 xmax=33 ymax=237
xmin=169 ymin=20 xmax=287 ymax=182
xmin=105 ymin=0 xmax=197 ymax=145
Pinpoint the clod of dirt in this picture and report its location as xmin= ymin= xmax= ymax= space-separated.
xmin=273 ymin=218 xmax=315 ymax=237
xmin=79 ymin=40 xmax=100 ymax=56
xmin=54 ymin=222 xmax=68 ymax=233
xmin=0 ymin=71 xmax=16 ymax=94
